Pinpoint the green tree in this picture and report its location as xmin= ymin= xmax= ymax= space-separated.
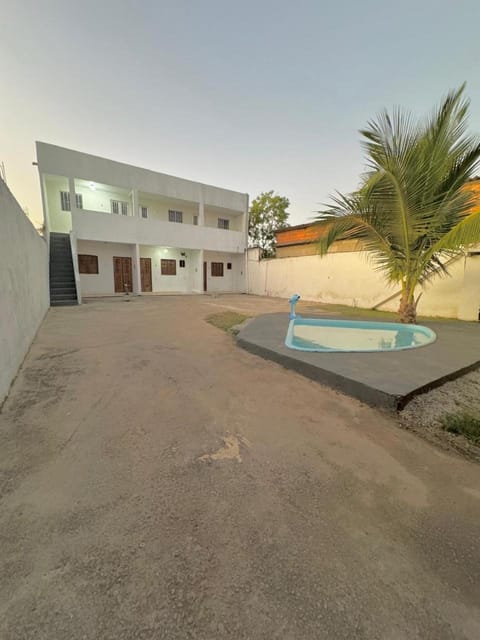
xmin=249 ymin=191 xmax=290 ymax=257
xmin=315 ymin=85 xmax=480 ymax=323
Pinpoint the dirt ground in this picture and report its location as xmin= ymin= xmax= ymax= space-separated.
xmin=1 ymin=294 xmax=479 ymax=640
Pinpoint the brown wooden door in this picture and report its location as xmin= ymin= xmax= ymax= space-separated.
xmin=113 ymin=256 xmax=133 ymax=293
xmin=140 ymin=257 xmax=152 ymax=292
xmin=203 ymin=261 xmax=207 ymax=292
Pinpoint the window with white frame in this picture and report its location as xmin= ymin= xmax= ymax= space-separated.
xmin=218 ymin=217 xmax=230 ymax=230
xmin=60 ymin=191 xmax=70 ymax=211
xmin=168 ymin=209 xmax=183 ymax=223
xmin=60 ymin=191 xmax=83 ymax=211
xmin=140 ymin=206 xmax=148 ymax=219
xmin=111 ymin=200 xmax=129 ymax=216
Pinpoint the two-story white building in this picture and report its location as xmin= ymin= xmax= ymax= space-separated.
xmin=36 ymin=142 xmax=249 ymax=304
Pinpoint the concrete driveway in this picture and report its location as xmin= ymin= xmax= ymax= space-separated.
xmin=0 ymin=295 xmax=479 ymax=639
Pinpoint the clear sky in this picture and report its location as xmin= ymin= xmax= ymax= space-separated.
xmin=1 ymin=0 xmax=480 ymax=227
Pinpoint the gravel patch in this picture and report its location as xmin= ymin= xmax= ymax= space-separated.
xmin=400 ymin=368 xmax=480 ymax=462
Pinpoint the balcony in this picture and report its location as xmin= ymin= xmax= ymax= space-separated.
xmin=71 ymin=209 xmax=246 ymax=253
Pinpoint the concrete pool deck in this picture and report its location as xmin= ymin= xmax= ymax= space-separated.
xmin=237 ymin=313 xmax=480 ymax=409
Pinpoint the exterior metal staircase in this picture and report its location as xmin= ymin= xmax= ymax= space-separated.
xmin=49 ymin=233 xmax=78 ymax=306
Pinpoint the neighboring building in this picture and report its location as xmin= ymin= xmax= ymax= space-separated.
xmin=275 ymin=223 xmax=360 ymax=258
xmin=36 ymin=142 xmax=248 ymax=304
xmin=275 ymin=178 xmax=480 ymax=259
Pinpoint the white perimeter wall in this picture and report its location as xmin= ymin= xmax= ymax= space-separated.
xmin=247 ymin=248 xmax=480 ymax=320
xmin=77 ymin=240 xmax=135 ymax=296
xmin=0 ymin=179 xmax=49 ymax=403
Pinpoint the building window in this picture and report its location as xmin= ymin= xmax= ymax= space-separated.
xmin=179 ymin=259 xmax=186 ymax=268
xmin=111 ymin=200 xmax=129 ymax=215
xmin=161 ymin=259 xmax=176 ymax=275
xmin=78 ymin=254 xmax=99 ymax=274
xmin=140 ymin=206 xmax=148 ymax=219
xmin=168 ymin=209 xmax=183 ymax=223
xmin=218 ymin=218 xmax=230 ymax=230
xmin=227 ymin=262 xmax=232 ymax=270
xmin=211 ymin=262 xmax=224 ymax=277
xmin=193 ymin=215 xmax=198 ymax=226
xmin=60 ymin=191 xmax=71 ymax=211
xmin=60 ymin=191 xmax=83 ymax=211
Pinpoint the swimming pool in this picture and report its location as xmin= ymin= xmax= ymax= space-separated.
xmin=286 ymin=317 xmax=437 ymax=352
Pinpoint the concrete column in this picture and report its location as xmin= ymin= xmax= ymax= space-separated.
xmin=198 ymin=195 xmax=205 ymax=226
xmin=242 ymin=194 xmax=249 ymax=294
xmin=68 ymin=176 xmax=76 ymax=212
xmin=132 ymin=189 xmax=139 ymax=217
xmin=195 ymin=249 xmax=204 ymax=293
xmin=69 ymin=232 xmax=82 ymax=304
xmin=243 ymin=194 xmax=249 ymax=242
xmin=133 ymin=243 xmax=142 ymax=295
xmin=67 ymin=177 xmax=76 ymax=233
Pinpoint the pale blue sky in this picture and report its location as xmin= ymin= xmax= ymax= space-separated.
xmin=1 ymin=0 xmax=480 ymax=226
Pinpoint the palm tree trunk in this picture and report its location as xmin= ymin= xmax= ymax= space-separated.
xmin=398 ymin=287 xmax=417 ymax=324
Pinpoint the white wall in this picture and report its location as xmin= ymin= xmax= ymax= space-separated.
xmin=458 ymin=254 xmax=480 ymax=319
xmin=76 ymin=240 xmax=135 ymax=296
xmin=72 ymin=209 xmax=246 ymax=253
xmin=75 ymin=181 xmax=131 ymax=215
xmin=45 ymin=175 xmax=71 ymax=233
xmin=247 ymin=249 xmax=480 ymax=321
xmin=37 ymin=142 xmax=248 ymax=214
xmin=0 ymin=179 xmax=49 ymax=403
xmin=138 ymin=196 xmax=199 ymax=225
xmin=139 ymin=246 xmax=199 ymax=293
xmin=204 ymin=209 xmax=243 ymax=231
xmin=204 ymin=251 xmax=246 ymax=293
xmin=247 ymin=250 xmax=390 ymax=306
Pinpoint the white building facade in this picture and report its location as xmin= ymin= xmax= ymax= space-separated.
xmin=37 ymin=142 xmax=249 ymax=301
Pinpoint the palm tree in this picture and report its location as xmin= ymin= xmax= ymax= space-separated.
xmin=315 ymin=85 xmax=480 ymax=323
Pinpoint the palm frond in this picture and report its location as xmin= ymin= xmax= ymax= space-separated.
xmin=315 ymin=84 xmax=480 ymax=306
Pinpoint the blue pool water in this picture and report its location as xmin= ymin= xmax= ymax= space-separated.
xmin=286 ymin=317 xmax=436 ymax=353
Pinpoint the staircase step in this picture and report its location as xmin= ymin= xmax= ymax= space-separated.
xmin=49 ymin=233 xmax=78 ymax=306
xmin=50 ymin=286 xmax=76 ymax=294
xmin=51 ymin=300 xmax=78 ymax=307
xmin=50 ymin=291 xmax=77 ymax=300
xmin=50 ymin=268 xmax=74 ymax=274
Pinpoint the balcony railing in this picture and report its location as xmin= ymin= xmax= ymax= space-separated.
xmin=72 ymin=209 xmax=246 ymax=253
